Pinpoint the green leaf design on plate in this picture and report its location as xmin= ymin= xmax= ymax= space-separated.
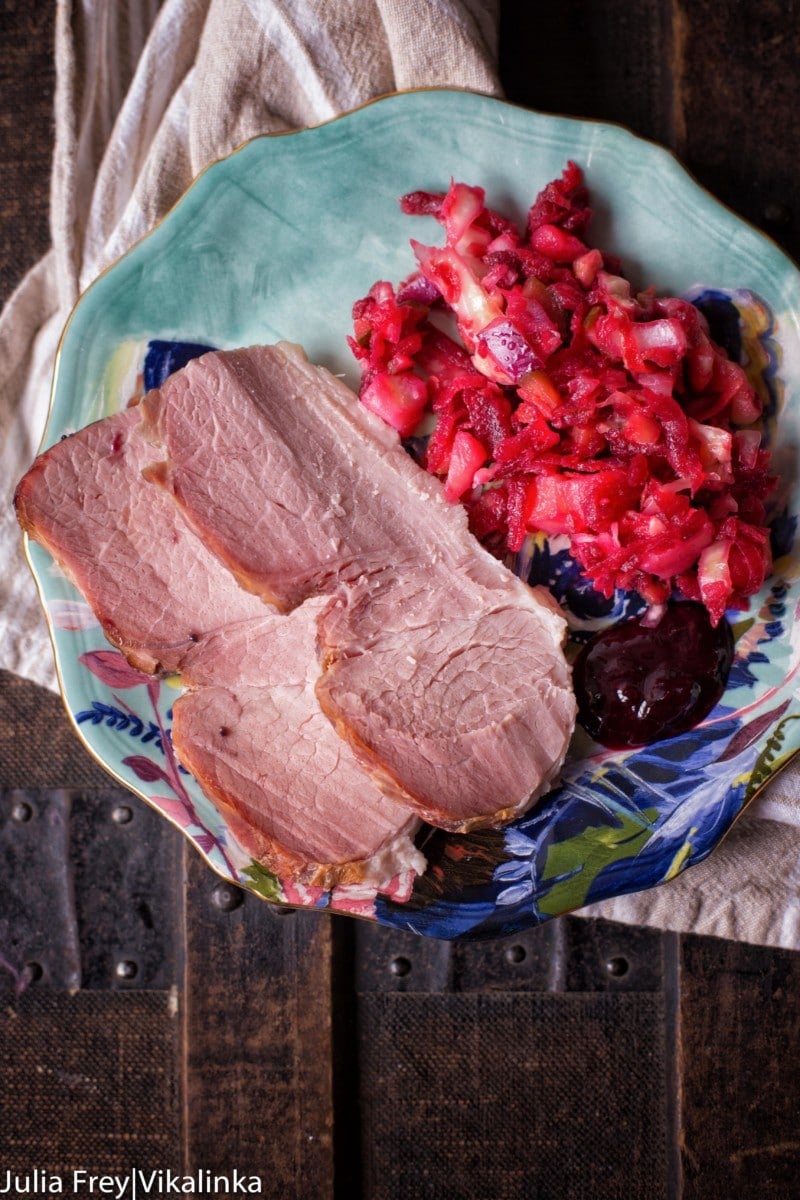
xmin=746 ymin=713 xmax=800 ymax=800
xmin=536 ymin=807 xmax=659 ymax=916
xmin=242 ymin=862 xmax=283 ymax=902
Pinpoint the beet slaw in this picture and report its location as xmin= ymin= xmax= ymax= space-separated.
xmin=347 ymin=163 xmax=775 ymax=626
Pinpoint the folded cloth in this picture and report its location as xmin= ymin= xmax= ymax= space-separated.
xmin=1 ymin=0 xmax=797 ymax=948
xmin=0 ymin=0 xmax=502 ymax=689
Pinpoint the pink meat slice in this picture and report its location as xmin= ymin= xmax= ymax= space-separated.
xmin=315 ymin=570 xmax=575 ymax=830
xmin=138 ymin=341 xmax=512 ymax=604
xmin=16 ymin=407 xmax=425 ymax=887
xmin=14 ymin=407 xmax=266 ymax=673
xmin=174 ymin=599 xmax=425 ymax=888
xmin=142 ymin=342 xmax=576 ymax=829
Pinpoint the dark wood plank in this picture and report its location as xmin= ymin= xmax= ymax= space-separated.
xmin=499 ymin=1 xmax=800 ymax=264
xmin=351 ymin=915 xmax=669 ymax=995
xmin=499 ymin=0 xmax=677 ymax=145
xmin=3 ymin=9 xmax=800 ymax=1200
xmin=673 ymin=0 xmax=800 ymax=261
xmin=69 ymin=787 xmax=183 ymax=990
xmin=0 ymin=670 xmax=111 ymax=790
xmin=0 ymin=2 xmax=55 ymax=306
xmin=344 ymin=917 xmax=679 ymax=1200
xmin=356 ymin=991 xmax=671 ymax=1200
xmin=563 ymin=915 xmax=671 ymax=993
xmin=680 ymin=936 xmax=800 ymax=1198
xmin=0 ymin=989 xmax=181 ymax=1173
xmin=0 ymin=788 xmax=81 ymax=992
xmin=182 ymin=850 xmax=335 ymax=1194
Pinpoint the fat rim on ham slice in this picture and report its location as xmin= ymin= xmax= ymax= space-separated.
xmin=140 ymin=341 xmax=577 ymax=831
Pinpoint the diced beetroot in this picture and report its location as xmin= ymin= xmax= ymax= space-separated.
xmin=441 ymin=182 xmax=492 ymax=259
xmin=637 ymin=509 xmax=715 ymax=577
xmin=505 ymin=477 xmax=534 ymax=551
xmin=424 ymin=403 xmax=463 ymax=475
xmin=527 ymin=161 xmax=592 ymax=236
xmin=623 ymin=410 xmax=662 ymax=448
xmin=503 ymin=289 xmax=564 ymax=360
xmin=413 ymin=243 xmax=503 ymax=341
xmin=399 ymin=190 xmax=445 ymax=218
xmin=415 ymin=327 xmax=476 ymax=381
xmin=493 ymin=418 xmax=561 ymax=471
xmin=723 ymin=517 xmax=772 ymax=594
xmin=461 ymin=384 xmax=514 ymax=454
xmin=622 ymin=318 xmax=688 ymax=371
xmin=586 ymin=310 xmax=626 ymax=361
xmin=598 ymin=392 xmax=662 ymax=452
xmin=563 ymin=423 xmax=609 ymax=461
xmin=466 ymin=485 xmax=508 ymax=543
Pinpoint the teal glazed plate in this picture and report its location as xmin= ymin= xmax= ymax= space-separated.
xmin=28 ymin=89 xmax=800 ymax=938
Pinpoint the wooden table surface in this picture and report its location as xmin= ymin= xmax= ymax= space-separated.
xmin=1 ymin=4 xmax=799 ymax=1198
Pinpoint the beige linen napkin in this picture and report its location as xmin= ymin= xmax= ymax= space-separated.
xmin=0 ymin=0 xmax=501 ymax=688
xmin=1 ymin=0 xmax=797 ymax=948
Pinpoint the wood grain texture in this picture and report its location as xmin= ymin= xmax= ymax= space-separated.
xmin=679 ymin=937 xmax=800 ymax=1199
xmin=499 ymin=0 xmax=677 ymax=146
xmin=69 ymin=787 xmax=183 ymax=990
xmin=0 ymin=989 xmax=181 ymax=1173
xmin=0 ymin=670 xmax=111 ymax=790
xmin=0 ymin=3 xmax=54 ymax=306
xmin=357 ymin=991 xmax=670 ymax=1200
xmin=181 ymin=851 xmax=335 ymax=1193
xmin=673 ymin=0 xmax=800 ymax=261
xmin=499 ymin=0 xmax=800 ymax=264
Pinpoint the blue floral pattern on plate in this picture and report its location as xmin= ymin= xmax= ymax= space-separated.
xmin=25 ymin=90 xmax=800 ymax=937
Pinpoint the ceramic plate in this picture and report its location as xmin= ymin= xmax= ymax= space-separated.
xmin=27 ymin=89 xmax=800 ymax=939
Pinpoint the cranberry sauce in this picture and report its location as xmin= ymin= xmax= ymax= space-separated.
xmin=573 ymin=601 xmax=735 ymax=749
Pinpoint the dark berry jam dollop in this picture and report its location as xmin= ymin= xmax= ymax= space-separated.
xmin=573 ymin=602 xmax=735 ymax=749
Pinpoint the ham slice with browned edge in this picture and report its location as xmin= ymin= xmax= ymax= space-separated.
xmin=176 ymin=600 xmax=424 ymax=887
xmin=315 ymin=568 xmax=575 ymax=830
xmin=15 ymin=407 xmax=425 ymax=888
xmin=14 ymin=407 xmax=266 ymax=674
xmin=141 ymin=342 xmax=576 ymax=830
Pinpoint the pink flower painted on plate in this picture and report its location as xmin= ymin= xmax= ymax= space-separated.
xmin=79 ymin=648 xmax=151 ymax=689
xmin=51 ymin=598 xmax=99 ymax=632
xmin=281 ymin=879 xmax=326 ymax=908
xmin=380 ymin=868 xmax=418 ymax=903
xmin=331 ymin=885 xmax=377 ymax=917
xmin=150 ymin=795 xmax=198 ymax=831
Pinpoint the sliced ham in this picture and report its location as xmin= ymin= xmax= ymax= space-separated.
xmin=138 ymin=340 xmax=515 ymax=603
xmin=14 ymin=407 xmax=266 ymax=673
xmin=315 ymin=570 xmax=574 ymax=830
xmin=15 ymin=407 xmax=425 ymax=887
xmin=17 ymin=338 xmax=575 ymax=887
xmin=142 ymin=342 xmax=576 ymax=830
xmin=174 ymin=600 xmax=425 ymax=888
